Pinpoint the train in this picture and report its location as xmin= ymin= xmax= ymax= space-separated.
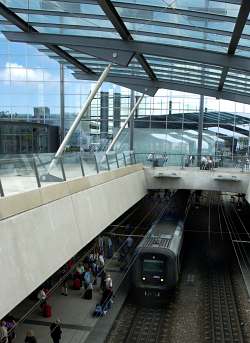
xmin=131 ymin=190 xmax=191 ymax=303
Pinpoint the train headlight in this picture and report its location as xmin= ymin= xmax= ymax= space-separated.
xmin=142 ymin=276 xmax=146 ymax=281
xmin=160 ymin=278 xmax=164 ymax=282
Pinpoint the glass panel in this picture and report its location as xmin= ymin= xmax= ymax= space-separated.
xmin=115 ymin=0 xmax=240 ymax=17
xmin=126 ymin=24 xmax=230 ymax=46
xmin=132 ymin=34 xmax=227 ymax=52
xmin=0 ymin=155 xmax=38 ymax=195
xmin=62 ymin=152 xmax=83 ymax=180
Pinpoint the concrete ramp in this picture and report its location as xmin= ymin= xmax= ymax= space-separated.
xmin=0 ymin=165 xmax=146 ymax=319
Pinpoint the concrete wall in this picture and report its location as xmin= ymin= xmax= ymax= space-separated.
xmin=0 ymin=165 xmax=146 ymax=319
xmin=144 ymin=167 xmax=250 ymax=194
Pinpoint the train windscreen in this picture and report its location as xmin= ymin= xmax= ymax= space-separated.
xmin=143 ymin=259 xmax=164 ymax=273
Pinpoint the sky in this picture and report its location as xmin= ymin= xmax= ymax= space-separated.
xmin=1 ymin=32 xmax=250 ymax=117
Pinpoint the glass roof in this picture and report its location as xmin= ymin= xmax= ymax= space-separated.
xmin=0 ymin=0 xmax=250 ymax=103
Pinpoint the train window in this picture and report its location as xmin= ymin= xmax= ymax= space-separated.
xmin=143 ymin=259 xmax=164 ymax=273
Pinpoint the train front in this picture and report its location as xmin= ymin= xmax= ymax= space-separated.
xmin=132 ymin=247 xmax=177 ymax=304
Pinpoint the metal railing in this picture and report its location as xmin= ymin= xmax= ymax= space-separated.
xmin=0 ymin=151 xmax=137 ymax=197
xmin=134 ymin=152 xmax=250 ymax=172
xmin=0 ymin=151 xmax=249 ymax=197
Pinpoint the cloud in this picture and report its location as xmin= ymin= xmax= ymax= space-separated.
xmin=0 ymin=62 xmax=55 ymax=82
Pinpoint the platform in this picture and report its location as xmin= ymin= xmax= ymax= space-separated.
xmin=11 ymin=259 xmax=129 ymax=343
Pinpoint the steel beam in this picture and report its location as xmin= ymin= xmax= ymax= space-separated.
xmin=97 ymin=0 xmax=157 ymax=81
xmin=106 ymin=94 xmax=144 ymax=154
xmin=0 ymin=3 xmax=94 ymax=74
xmin=60 ymin=63 xmax=65 ymax=143
xmin=5 ymin=32 xmax=250 ymax=73
xmin=49 ymin=63 xmax=112 ymax=171
xmin=73 ymin=73 xmax=250 ymax=105
xmin=218 ymin=0 xmax=250 ymax=91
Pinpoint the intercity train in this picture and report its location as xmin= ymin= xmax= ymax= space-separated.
xmin=132 ymin=190 xmax=191 ymax=302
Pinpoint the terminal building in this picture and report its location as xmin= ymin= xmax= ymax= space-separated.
xmin=0 ymin=1 xmax=250 ymax=342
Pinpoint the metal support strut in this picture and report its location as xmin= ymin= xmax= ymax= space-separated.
xmin=106 ymin=94 xmax=144 ymax=154
xmin=49 ymin=63 xmax=112 ymax=172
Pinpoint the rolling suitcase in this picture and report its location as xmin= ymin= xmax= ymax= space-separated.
xmin=73 ymin=278 xmax=81 ymax=290
xmin=93 ymin=304 xmax=103 ymax=317
xmin=84 ymin=288 xmax=92 ymax=300
xmin=43 ymin=303 xmax=52 ymax=318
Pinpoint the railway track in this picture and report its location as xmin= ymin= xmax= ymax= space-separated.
xmin=107 ymin=192 xmax=247 ymax=343
xmin=204 ymin=266 xmax=244 ymax=343
xmin=106 ymin=300 xmax=173 ymax=343
xmin=204 ymin=193 xmax=244 ymax=343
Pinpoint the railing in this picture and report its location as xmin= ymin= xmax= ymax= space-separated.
xmin=134 ymin=152 xmax=250 ymax=171
xmin=0 ymin=151 xmax=249 ymax=197
xmin=0 ymin=151 xmax=137 ymax=197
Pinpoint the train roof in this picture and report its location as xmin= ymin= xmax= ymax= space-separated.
xmin=140 ymin=220 xmax=183 ymax=250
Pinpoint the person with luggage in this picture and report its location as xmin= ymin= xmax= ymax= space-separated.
xmin=50 ymin=319 xmax=62 ymax=343
xmin=24 ymin=330 xmax=37 ymax=343
xmin=37 ymin=288 xmax=46 ymax=308
xmin=100 ymin=288 xmax=113 ymax=314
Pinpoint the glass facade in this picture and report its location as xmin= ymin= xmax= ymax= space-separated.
xmin=1 ymin=31 xmax=250 ymax=158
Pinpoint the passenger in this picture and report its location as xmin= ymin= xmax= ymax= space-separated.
xmin=61 ymin=280 xmax=68 ymax=296
xmin=98 ymin=237 xmax=104 ymax=255
xmin=66 ymin=259 xmax=74 ymax=271
xmin=98 ymin=254 xmax=105 ymax=269
xmin=60 ymin=269 xmax=69 ymax=296
xmin=83 ymin=268 xmax=93 ymax=290
xmin=0 ymin=321 xmax=8 ymax=343
xmin=207 ymin=156 xmax=213 ymax=170
xmin=100 ymin=288 xmax=113 ymax=313
xmin=37 ymin=288 xmax=47 ymax=308
xmin=91 ymin=260 xmax=98 ymax=286
xmin=126 ymin=236 xmax=134 ymax=249
xmin=200 ymin=156 xmax=207 ymax=170
xmin=24 ymin=330 xmax=37 ymax=343
xmin=50 ymin=319 xmax=62 ymax=343
xmin=105 ymin=274 xmax=113 ymax=291
xmin=5 ymin=316 xmax=16 ymax=343
xmin=107 ymin=238 xmax=113 ymax=258
xmin=245 ymin=155 xmax=249 ymax=171
xmin=100 ymin=270 xmax=107 ymax=291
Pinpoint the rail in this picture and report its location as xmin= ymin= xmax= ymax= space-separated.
xmin=0 ymin=151 xmax=249 ymax=197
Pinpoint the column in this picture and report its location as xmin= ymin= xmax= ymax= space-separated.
xmin=113 ymin=92 xmax=121 ymax=129
xmin=129 ymin=90 xmax=135 ymax=151
xmin=197 ymin=95 xmax=204 ymax=166
xmin=100 ymin=91 xmax=109 ymax=140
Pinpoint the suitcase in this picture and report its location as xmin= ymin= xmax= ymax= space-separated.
xmin=93 ymin=304 xmax=103 ymax=317
xmin=73 ymin=278 xmax=81 ymax=290
xmin=43 ymin=303 xmax=52 ymax=318
xmin=84 ymin=289 xmax=92 ymax=300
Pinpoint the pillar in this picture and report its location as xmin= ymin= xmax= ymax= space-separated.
xmin=100 ymin=91 xmax=109 ymax=140
xmin=197 ymin=95 xmax=204 ymax=165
